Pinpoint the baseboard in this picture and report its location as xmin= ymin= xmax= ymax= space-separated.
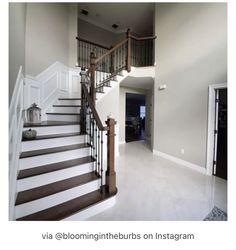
xmin=153 ymin=150 xmax=206 ymax=175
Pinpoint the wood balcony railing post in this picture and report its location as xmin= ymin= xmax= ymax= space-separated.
xmin=109 ymin=46 xmax=115 ymax=74
xmin=80 ymin=67 xmax=87 ymax=134
xmin=90 ymin=52 xmax=96 ymax=106
xmin=105 ymin=117 xmax=117 ymax=194
xmin=126 ymin=29 xmax=131 ymax=72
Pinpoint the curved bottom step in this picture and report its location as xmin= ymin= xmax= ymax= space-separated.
xmin=17 ymin=186 xmax=117 ymax=221
xmin=63 ymin=195 xmax=116 ymax=221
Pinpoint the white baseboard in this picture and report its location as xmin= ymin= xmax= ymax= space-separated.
xmin=153 ymin=150 xmax=206 ymax=175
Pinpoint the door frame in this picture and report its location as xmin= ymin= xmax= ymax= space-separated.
xmin=206 ymin=82 xmax=227 ymax=175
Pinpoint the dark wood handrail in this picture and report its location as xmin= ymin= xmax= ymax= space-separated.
xmin=76 ymin=36 xmax=110 ymax=50
xmin=95 ymin=38 xmax=128 ymax=64
xmin=84 ymin=29 xmax=156 ymax=102
xmin=130 ymin=34 xmax=157 ymax=41
xmin=82 ymin=84 xmax=108 ymax=131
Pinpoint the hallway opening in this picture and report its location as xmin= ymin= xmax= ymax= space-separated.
xmin=125 ymin=93 xmax=146 ymax=142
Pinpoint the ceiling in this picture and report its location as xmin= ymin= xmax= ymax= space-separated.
xmin=120 ymin=76 xmax=154 ymax=90
xmin=77 ymin=3 xmax=154 ymax=36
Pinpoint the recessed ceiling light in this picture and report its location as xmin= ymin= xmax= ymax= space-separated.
xmin=81 ymin=9 xmax=88 ymax=16
xmin=112 ymin=24 xmax=118 ymax=29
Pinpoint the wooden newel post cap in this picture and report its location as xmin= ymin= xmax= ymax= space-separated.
xmin=126 ymin=28 xmax=131 ymax=37
xmin=105 ymin=118 xmax=117 ymax=127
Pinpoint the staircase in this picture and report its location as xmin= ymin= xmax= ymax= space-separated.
xmin=10 ymin=29 xmax=156 ymax=220
xmin=15 ymin=97 xmax=117 ymax=220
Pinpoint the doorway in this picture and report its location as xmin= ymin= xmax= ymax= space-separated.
xmin=206 ymin=83 xmax=227 ymax=179
xmin=214 ymin=89 xmax=227 ymax=179
xmin=125 ymin=93 xmax=146 ymax=142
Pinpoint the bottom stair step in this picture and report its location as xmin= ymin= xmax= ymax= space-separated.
xmin=17 ymin=186 xmax=117 ymax=221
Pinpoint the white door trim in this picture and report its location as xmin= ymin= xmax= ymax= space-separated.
xmin=206 ymin=82 xmax=227 ymax=175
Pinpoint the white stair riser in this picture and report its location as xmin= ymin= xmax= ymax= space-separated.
xmin=19 ymin=147 xmax=90 ymax=170
xmin=23 ymin=125 xmax=80 ymax=136
xmin=17 ymin=162 xmax=94 ymax=191
xmin=56 ymin=100 xmax=81 ymax=105
xmin=63 ymin=196 xmax=116 ymax=221
xmin=51 ymin=106 xmax=80 ymax=113
xmin=15 ymin=179 xmax=100 ymax=219
xmin=47 ymin=114 xmax=80 ymax=122
xmin=21 ymin=135 xmax=86 ymax=151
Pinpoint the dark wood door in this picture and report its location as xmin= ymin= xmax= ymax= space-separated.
xmin=215 ymin=89 xmax=227 ymax=180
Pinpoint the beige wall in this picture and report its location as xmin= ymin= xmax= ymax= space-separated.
xmin=96 ymin=85 xmax=120 ymax=156
xmin=78 ymin=18 xmax=124 ymax=48
xmin=25 ymin=3 xmax=69 ymax=75
xmin=9 ymin=3 xmax=26 ymax=103
xmin=68 ymin=4 xmax=78 ymax=68
xmin=154 ymin=3 xmax=227 ymax=167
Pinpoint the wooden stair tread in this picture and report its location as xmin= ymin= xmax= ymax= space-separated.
xmin=15 ymin=171 xmax=99 ymax=205
xmin=53 ymin=104 xmax=81 ymax=107
xmin=20 ymin=143 xmax=90 ymax=158
xmin=17 ymin=186 xmax=117 ymax=220
xmin=46 ymin=112 xmax=80 ymax=115
xmin=18 ymin=156 xmax=95 ymax=179
xmin=22 ymin=132 xmax=84 ymax=141
xmin=24 ymin=121 xmax=79 ymax=127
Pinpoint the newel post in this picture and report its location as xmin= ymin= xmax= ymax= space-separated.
xmin=90 ymin=52 xmax=96 ymax=106
xmin=80 ymin=67 xmax=87 ymax=134
xmin=105 ymin=117 xmax=117 ymax=194
xmin=126 ymin=28 xmax=131 ymax=72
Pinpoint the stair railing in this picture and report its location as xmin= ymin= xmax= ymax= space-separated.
xmin=80 ymin=71 xmax=117 ymax=194
xmin=78 ymin=30 xmax=156 ymax=194
xmin=78 ymin=30 xmax=156 ymax=103
xmin=129 ymin=31 xmax=156 ymax=68
xmin=76 ymin=37 xmax=109 ymax=69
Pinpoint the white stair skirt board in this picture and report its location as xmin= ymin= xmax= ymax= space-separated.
xmin=17 ymin=162 xmax=94 ymax=191
xmin=51 ymin=106 xmax=80 ymax=113
xmin=153 ymin=150 xmax=206 ymax=175
xmin=21 ymin=135 xmax=86 ymax=151
xmin=15 ymin=180 xmax=100 ymax=219
xmin=46 ymin=114 xmax=80 ymax=122
xmin=63 ymin=196 xmax=116 ymax=221
xmin=56 ymin=99 xmax=81 ymax=106
xmin=19 ymin=147 xmax=90 ymax=170
xmin=23 ymin=125 xmax=80 ymax=136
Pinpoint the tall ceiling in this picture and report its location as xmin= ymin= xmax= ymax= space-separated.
xmin=77 ymin=3 xmax=154 ymax=36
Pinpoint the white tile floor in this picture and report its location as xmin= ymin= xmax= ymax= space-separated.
xmin=87 ymin=141 xmax=227 ymax=221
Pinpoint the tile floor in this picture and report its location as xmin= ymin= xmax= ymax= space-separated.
xmin=87 ymin=141 xmax=227 ymax=221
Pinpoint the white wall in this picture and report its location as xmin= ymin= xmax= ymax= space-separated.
xmin=9 ymin=3 xmax=26 ymax=103
xmin=153 ymin=3 xmax=227 ymax=167
xmin=25 ymin=3 xmax=69 ymax=75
